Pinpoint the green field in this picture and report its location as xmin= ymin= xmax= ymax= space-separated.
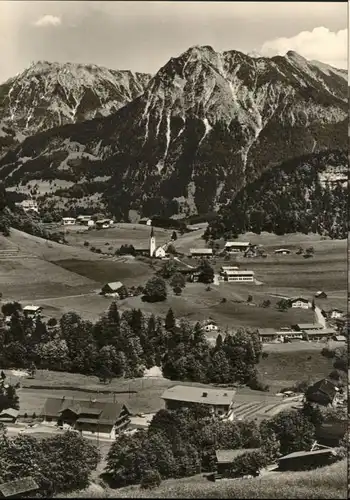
xmin=63 ymin=460 xmax=347 ymax=499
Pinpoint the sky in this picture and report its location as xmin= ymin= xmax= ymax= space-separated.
xmin=0 ymin=1 xmax=347 ymax=83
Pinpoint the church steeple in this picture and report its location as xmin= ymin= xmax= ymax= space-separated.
xmin=149 ymin=226 xmax=156 ymax=257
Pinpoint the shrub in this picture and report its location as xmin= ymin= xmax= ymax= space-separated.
xmin=140 ymin=470 xmax=162 ymax=490
xmin=229 ymin=450 xmax=269 ymax=478
xmin=83 ymin=241 xmax=89 ymax=247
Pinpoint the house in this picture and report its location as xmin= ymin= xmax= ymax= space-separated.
xmin=96 ymin=219 xmax=114 ymax=229
xmin=330 ymin=309 xmax=344 ymax=319
xmin=220 ymin=266 xmax=239 ymax=273
xmin=333 ymin=335 xmax=346 ymax=342
xmin=139 ymin=217 xmax=152 ymax=226
xmin=293 ymin=323 xmax=324 ymax=332
xmin=315 ymin=291 xmax=328 ymax=299
xmin=290 ymin=297 xmax=311 ymax=309
xmin=76 ymin=215 xmax=92 ymax=224
xmin=101 ymin=282 xmax=125 ymax=297
xmin=0 ymin=408 xmax=19 ymax=423
xmin=258 ymin=328 xmax=303 ymax=343
xmin=23 ymin=305 xmax=43 ymax=317
xmin=244 ymin=245 xmax=258 ymax=258
xmin=0 ymin=477 xmax=39 ymax=498
xmin=316 ymin=420 xmax=347 ymax=447
xmin=189 ymin=248 xmax=213 ymax=258
xmin=154 ymin=246 xmax=167 ymax=259
xmin=188 ymin=271 xmax=201 ymax=282
xmin=305 ymin=378 xmax=339 ymax=406
xmin=215 ymin=449 xmax=260 ymax=476
xmin=15 ymin=199 xmax=39 ymax=214
xmin=61 ymin=217 xmax=76 ymax=225
xmin=221 ymin=270 xmax=254 ymax=282
xmin=203 ymin=320 xmax=218 ymax=332
xmin=277 ymin=448 xmax=337 ymax=472
xmin=161 ymin=385 xmax=236 ymax=417
xmin=224 ymin=241 xmax=251 ymax=253
xmin=274 ymin=248 xmax=291 ymax=255
xmin=302 ymin=328 xmax=336 ymax=341
xmin=42 ymin=397 xmax=131 ymax=439
xmin=134 ymin=246 xmax=149 ymax=256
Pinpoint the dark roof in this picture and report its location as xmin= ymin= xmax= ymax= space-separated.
xmin=0 ymin=477 xmax=38 ymax=498
xmin=216 ymin=448 xmax=259 ymax=463
xmin=75 ymin=418 xmax=114 ymax=426
xmin=307 ymin=379 xmax=338 ymax=399
xmin=43 ymin=398 xmax=129 ymax=424
xmin=279 ymin=449 xmax=336 ymax=461
xmin=290 ymin=297 xmax=310 ymax=303
xmin=0 ymin=409 xmax=19 ymax=418
xmin=162 ymin=385 xmax=235 ymax=406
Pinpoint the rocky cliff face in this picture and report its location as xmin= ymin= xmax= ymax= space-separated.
xmin=0 ymin=61 xmax=151 ymax=156
xmin=0 ymin=47 xmax=347 ymax=219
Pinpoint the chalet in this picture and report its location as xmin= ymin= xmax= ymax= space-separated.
xmin=303 ymin=328 xmax=336 ymax=341
xmin=153 ymin=246 xmax=167 ymax=259
xmin=258 ymin=328 xmax=303 ymax=343
xmin=278 ymin=448 xmax=337 ymax=472
xmin=101 ymin=282 xmax=125 ymax=297
xmin=76 ymin=215 xmax=92 ymax=224
xmin=0 ymin=408 xmax=19 ymax=423
xmin=215 ymin=449 xmax=260 ymax=476
xmin=333 ymin=335 xmax=346 ymax=342
xmin=96 ymin=219 xmax=114 ymax=229
xmin=306 ymin=378 xmax=339 ymax=406
xmin=315 ymin=291 xmax=328 ymax=299
xmin=23 ymin=305 xmax=42 ymax=317
xmin=221 ymin=270 xmax=254 ymax=282
xmin=224 ymin=241 xmax=251 ymax=253
xmin=42 ymin=397 xmax=131 ymax=439
xmin=289 ymin=297 xmax=311 ymax=309
xmin=189 ymin=248 xmax=213 ymax=258
xmin=15 ymin=199 xmax=39 ymax=213
xmin=330 ymin=309 xmax=344 ymax=319
xmin=0 ymin=477 xmax=39 ymax=498
xmin=293 ymin=323 xmax=324 ymax=332
xmin=161 ymin=385 xmax=235 ymax=417
xmin=139 ymin=217 xmax=152 ymax=226
xmin=61 ymin=217 xmax=76 ymax=226
xmin=220 ymin=266 xmax=239 ymax=273
xmin=274 ymin=248 xmax=291 ymax=255
xmin=203 ymin=320 xmax=218 ymax=332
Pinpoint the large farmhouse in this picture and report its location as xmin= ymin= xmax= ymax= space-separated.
xmin=190 ymin=248 xmax=213 ymax=258
xmin=161 ymin=385 xmax=235 ymax=418
xmin=305 ymin=378 xmax=340 ymax=406
xmin=290 ymin=297 xmax=311 ymax=309
xmin=42 ymin=397 xmax=130 ymax=439
xmin=220 ymin=270 xmax=254 ymax=282
xmin=101 ymin=281 xmax=125 ymax=297
xmin=224 ymin=241 xmax=251 ymax=253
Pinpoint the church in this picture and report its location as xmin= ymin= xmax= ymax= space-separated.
xmin=149 ymin=227 xmax=167 ymax=258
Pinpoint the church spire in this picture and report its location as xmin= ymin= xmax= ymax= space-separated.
xmin=150 ymin=226 xmax=154 ymax=238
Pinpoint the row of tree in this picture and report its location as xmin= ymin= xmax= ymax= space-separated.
xmin=0 ymin=302 xmax=263 ymax=388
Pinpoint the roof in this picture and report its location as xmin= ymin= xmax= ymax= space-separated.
xmin=225 ymin=241 xmax=250 ymax=247
xmin=331 ymin=308 xmax=344 ymax=313
xmin=139 ymin=217 xmax=151 ymax=221
xmin=96 ymin=219 xmax=112 ymax=224
xmin=0 ymin=477 xmax=38 ymax=497
xmin=221 ymin=266 xmax=239 ymax=271
xmin=307 ymin=379 xmax=338 ymax=399
xmin=103 ymin=281 xmax=123 ymax=291
xmin=296 ymin=323 xmax=323 ymax=330
xmin=334 ymin=335 xmax=346 ymax=341
xmin=258 ymin=328 xmax=277 ymax=336
xmin=23 ymin=305 xmax=42 ymax=312
xmin=161 ymin=385 xmax=235 ymax=406
xmin=279 ymin=448 xmax=336 ymax=461
xmin=215 ymin=448 xmax=259 ymax=463
xmin=42 ymin=397 xmax=129 ymax=424
xmin=222 ymin=270 xmax=254 ymax=276
xmin=305 ymin=328 xmax=336 ymax=335
xmin=75 ymin=418 xmax=114 ymax=426
xmin=190 ymin=248 xmax=213 ymax=254
xmin=274 ymin=248 xmax=291 ymax=252
xmin=290 ymin=297 xmax=310 ymax=303
xmin=62 ymin=217 xmax=75 ymax=220
xmin=0 ymin=408 xmax=19 ymax=418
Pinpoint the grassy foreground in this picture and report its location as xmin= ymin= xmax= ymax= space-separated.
xmin=63 ymin=460 xmax=347 ymax=499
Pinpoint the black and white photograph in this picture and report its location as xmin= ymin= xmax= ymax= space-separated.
xmin=0 ymin=1 xmax=348 ymax=498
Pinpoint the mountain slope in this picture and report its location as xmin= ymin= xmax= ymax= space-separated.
xmin=204 ymin=149 xmax=348 ymax=240
xmin=0 ymin=61 xmax=151 ymax=156
xmin=0 ymin=47 xmax=347 ymax=219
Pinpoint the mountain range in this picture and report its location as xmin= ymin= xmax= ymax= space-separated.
xmin=0 ymin=46 xmax=347 ymax=221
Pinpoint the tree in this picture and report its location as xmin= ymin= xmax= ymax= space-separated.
xmin=276 ymin=298 xmax=290 ymax=312
xmin=170 ymin=272 xmax=186 ymax=290
xmin=173 ymin=286 xmax=182 ymax=295
xmin=1 ymin=301 xmax=22 ymax=317
xmin=247 ymin=295 xmax=253 ymax=303
xmin=197 ymin=260 xmax=214 ymax=284
xmin=140 ymin=470 xmax=161 ymax=489
xmin=171 ymin=231 xmax=178 ymax=241
xmin=28 ymin=362 xmax=36 ymax=379
xmin=261 ymin=299 xmax=271 ymax=308
xmin=165 ymin=309 xmax=176 ymax=332
xmin=143 ymin=277 xmax=167 ymax=303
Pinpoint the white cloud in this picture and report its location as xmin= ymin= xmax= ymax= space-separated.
xmin=259 ymin=27 xmax=347 ymax=69
xmin=34 ymin=15 xmax=62 ymax=27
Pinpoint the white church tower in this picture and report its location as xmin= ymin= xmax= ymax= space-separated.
xmin=149 ymin=226 xmax=156 ymax=257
